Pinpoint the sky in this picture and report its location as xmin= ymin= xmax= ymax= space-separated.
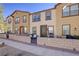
xmin=2 ymin=3 xmax=56 ymax=19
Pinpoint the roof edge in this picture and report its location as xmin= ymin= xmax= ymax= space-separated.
xmin=31 ymin=3 xmax=61 ymax=14
xmin=7 ymin=3 xmax=61 ymax=17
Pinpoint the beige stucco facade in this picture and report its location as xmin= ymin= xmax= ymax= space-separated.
xmin=56 ymin=3 xmax=79 ymax=36
xmin=30 ymin=3 xmax=79 ymax=37
xmin=30 ymin=9 xmax=57 ymax=37
xmin=4 ymin=3 xmax=79 ymax=51
xmin=6 ymin=3 xmax=79 ymax=37
xmin=7 ymin=10 xmax=30 ymax=34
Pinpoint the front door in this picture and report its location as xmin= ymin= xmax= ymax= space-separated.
xmin=19 ymin=26 xmax=24 ymax=34
xmin=40 ymin=25 xmax=47 ymax=37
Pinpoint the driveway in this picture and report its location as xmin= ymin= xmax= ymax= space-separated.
xmin=0 ymin=39 xmax=79 ymax=56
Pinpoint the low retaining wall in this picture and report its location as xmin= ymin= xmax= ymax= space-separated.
xmin=9 ymin=35 xmax=31 ymax=43
xmin=0 ymin=34 xmax=31 ymax=43
xmin=37 ymin=37 xmax=79 ymax=51
xmin=0 ymin=34 xmax=79 ymax=51
xmin=0 ymin=34 xmax=6 ymax=39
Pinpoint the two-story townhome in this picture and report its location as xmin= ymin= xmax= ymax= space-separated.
xmin=30 ymin=8 xmax=57 ymax=37
xmin=30 ymin=3 xmax=79 ymax=37
xmin=6 ymin=3 xmax=79 ymax=38
xmin=7 ymin=10 xmax=31 ymax=34
xmin=56 ymin=3 xmax=79 ymax=37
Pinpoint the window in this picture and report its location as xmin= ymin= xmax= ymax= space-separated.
xmin=62 ymin=25 xmax=70 ymax=35
xmin=24 ymin=27 xmax=27 ymax=33
xmin=48 ymin=26 xmax=54 ymax=37
xmin=62 ymin=4 xmax=79 ymax=17
xmin=32 ymin=27 xmax=36 ymax=34
xmin=70 ymin=4 xmax=78 ymax=15
xmin=46 ymin=11 xmax=51 ymax=20
xmin=15 ymin=17 xmax=19 ymax=24
xmin=63 ymin=7 xmax=69 ymax=16
xmin=32 ymin=14 xmax=40 ymax=22
xmin=8 ymin=18 xmax=11 ymax=24
xmin=48 ymin=26 xmax=54 ymax=34
xmin=15 ymin=27 xmax=18 ymax=33
xmin=22 ymin=16 xmax=26 ymax=23
xmin=15 ymin=28 xmax=18 ymax=31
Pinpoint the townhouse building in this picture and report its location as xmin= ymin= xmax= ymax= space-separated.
xmin=56 ymin=3 xmax=79 ymax=37
xmin=30 ymin=3 xmax=79 ymax=37
xmin=6 ymin=3 xmax=79 ymax=37
xmin=6 ymin=10 xmax=30 ymax=34
xmin=30 ymin=8 xmax=57 ymax=37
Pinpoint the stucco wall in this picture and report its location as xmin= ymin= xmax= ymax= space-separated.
xmin=0 ymin=34 xmax=31 ymax=43
xmin=37 ymin=37 xmax=79 ymax=51
xmin=56 ymin=3 xmax=79 ymax=36
xmin=9 ymin=35 xmax=31 ymax=43
xmin=0 ymin=34 xmax=6 ymax=39
xmin=12 ymin=11 xmax=30 ymax=33
xmin=30 ymin=9 xmax=57 ymax=36
xmin=0 ymin=34 xmax=79 ymax=51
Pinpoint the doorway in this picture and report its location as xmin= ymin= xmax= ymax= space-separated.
xmin=40 ymin=25 xmax=47 ymax=37
xmin=19 ymin=26 xmax=24 ymax=34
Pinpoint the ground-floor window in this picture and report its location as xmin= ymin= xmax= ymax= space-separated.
xmin=24 ymin=27 xmax=27 ymax=33
xmin=62 ymin=24 xmax=70 ymax=35
xmin=48 ymin=26 xmax=54 ymax=37
xmin=15 ymin=27 xmax=18 ymax=34
xmin=32 ymin=27 xmax=37 ymax=34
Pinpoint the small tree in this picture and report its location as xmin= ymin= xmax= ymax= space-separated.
xmin=0 ymin=4 xmax=8 ymax=33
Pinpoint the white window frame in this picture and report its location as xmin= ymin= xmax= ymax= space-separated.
xmin=23 ymin=16 xmax=26 ymax=23
xmin=62 ymin=24 xmax=70 ymax=36
xmin=15 ymin=16 xmax=19 ymax=24
xmin=46 ymin=11 xmax=51 ymax=20
xmin=63 ymin=6 xmax=70 ymax=16
xmin=70 ymin=4 xmax=79 ymax=15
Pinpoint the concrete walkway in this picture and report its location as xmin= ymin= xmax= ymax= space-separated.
xmin=0 ymin=39 xmax=79 ymax=56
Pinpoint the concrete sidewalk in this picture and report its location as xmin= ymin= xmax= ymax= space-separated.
xmin=0 ymin=39 xmax=79 ymax=56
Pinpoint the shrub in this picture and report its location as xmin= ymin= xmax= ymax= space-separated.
xmin=66 ymin=35 xmax=79 ymax=39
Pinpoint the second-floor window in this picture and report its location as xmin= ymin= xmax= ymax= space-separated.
xmin=22 ymin=16 xmax=26 ymax=23
xmin=70 ymin=4 xmax=78 ymax=15
xmin=63 ymin=4 xmax=79 ymax=17
xmin=32 ymin=14 xmax=40 ymax=22
xmin=63 ymin=7 xmax=69 ymax=16
xmin=45 ymin=11 xmax=51 ymax=20
xmin=15 ymin=17 xmax=19 ymax=24
xmin=8 ymin=18 xmax=11 ymax=24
